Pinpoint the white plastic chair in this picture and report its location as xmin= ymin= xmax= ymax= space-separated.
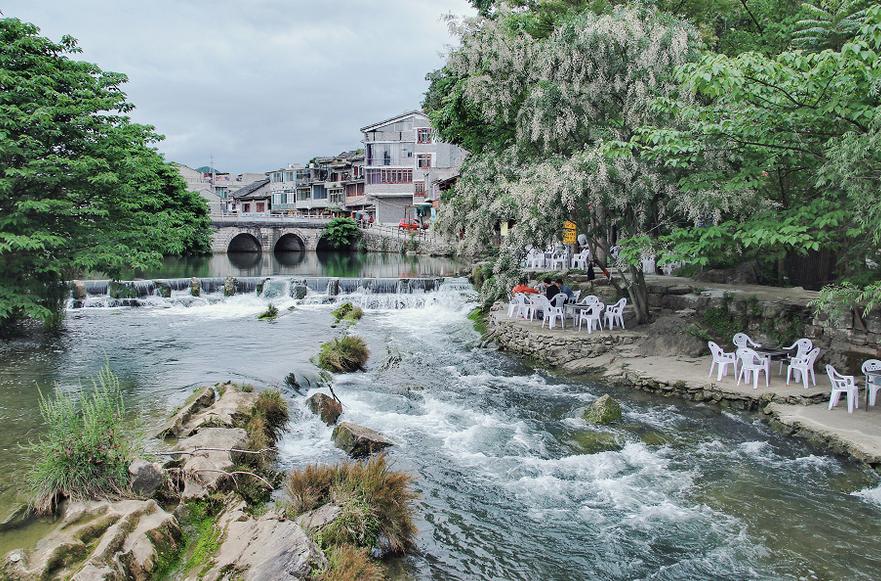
xmin=707 ymin=341 xmax=736 ymax=381
xmin=577 ymin=301 xmax=604 ymax=334
xmin=508 ymin=293 xmax=528 ymax=318
xmin=733 ymin=333 xmax=761 ymax=350
xmin=604 ymin=298 xmax=627 ymax=330
xmin=543 ymin=293 xmax=567 ymax=329
xmin=525 ymin=294 xmax=544 ymax=320
xmin=827 ymin=365 xmax=858 ymax=413
xmin=571 ymin=249 xmax=590 ymax=270
xmin=571 ymin=290 xmax=582 ymax=303
xmin=786 ymin=347 xmax=820 ymax=389
xmin=862 ymin=359 xmax=881 ymax=406
xmin=780 ymin=338 xmax=813 ymax=374
xmin=550 ymin=250 xmax=568 ymax=270
xmin=526 ymin=249 xmax=544 ymax=269
xmin=736 ymin=347 xmax=770 ymax=389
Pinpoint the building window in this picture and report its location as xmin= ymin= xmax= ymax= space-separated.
xmin=414 ymin=181 xmax=425 ymax=196
xmin=366 ymin=168 xmax=413 ymax=185
xmin=256 ymin=202 xmax=265 ymax=213
xmin=272 ymin=193 xmax=282 ymax=206
xmin=417 ymin=154 xmax=432 ymax=169
xmin=417 ymin=128 xmax=432 ymax=144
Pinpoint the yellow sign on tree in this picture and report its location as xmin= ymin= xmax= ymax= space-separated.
xmin=562 ymin=220 xmax=577 ymax=244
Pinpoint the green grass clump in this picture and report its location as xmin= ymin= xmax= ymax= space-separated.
xmin=242 ymin=389 xmax=289 ymax=473
xmin=257 ymin=303 xmax=279 ymax=320
xmin=317 ymin=336 xmax=370 ymax=373
xmin=153 ymin=500 xmax=221 ymax=580
xmin=26 ymin=364 xmax=140 ymax=515
xmin=331 ymin=302 xmax=364 ymax=323
xmin=467 ymin=307 xmax=488 ymax=335
xmin=286 ymin=454 xmax=417 ymax=555
xmin=319 ymin=544 xmax=386 ymax=581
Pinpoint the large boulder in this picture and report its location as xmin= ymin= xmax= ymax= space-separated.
xmin=2 ymin=500 xmax=179 ymax=581
xmin=306 ymin=392 xmax=342 ymax=425
xmin=200 ymin=501 xmax=326 ymax=581
xmin=158 ymin=385 xmax=257 ymax=439
xmin=172 ymin=427 xmax=249 ymax=500
xmin=332 ymin=422 xmax=393 ymax=458
xmin=638 ymin=314 xmax=707 ymax=358
xmin=583 ymin=395 xmax=622 ymax=425
xmin=128 ymin=460 xmax=164 ymax=498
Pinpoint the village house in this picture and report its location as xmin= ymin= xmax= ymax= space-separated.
xmin=229 ymin=178 xmax=271 ymax=215
xmin=175 ymin=163 xmax=265 ymax=215
xmin=361 ymin=110 xmax=466 ymax=224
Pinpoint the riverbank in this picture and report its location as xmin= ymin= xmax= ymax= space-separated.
xmin=487 ymin=309 xmax=881 ymax=469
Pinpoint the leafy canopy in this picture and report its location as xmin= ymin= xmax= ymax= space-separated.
xmin=0 ymin=18 xmax=211 ymax=333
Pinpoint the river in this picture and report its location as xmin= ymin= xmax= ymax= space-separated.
xmin=1 ymin=253 xmax=880 ymax=579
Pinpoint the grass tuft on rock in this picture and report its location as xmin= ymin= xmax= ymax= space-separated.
xmin=331 ymin=302 xmax=364 ymax=324
xmin=257 ymin=303 xmax=279 ymax=321
xmin=319 ymin=544 xmax=386 ymax=581
xmin=285 ymin=454 xmax=417 ymax=555
xmin=26 ymin=364 xmax=140 ymax=515
xmin=242 ymin=389 xmax=289 ymax=473
xmin=317 ymin=336 xmax=369 ymax=373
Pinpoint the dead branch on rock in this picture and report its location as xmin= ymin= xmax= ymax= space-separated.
xmin=156 ymin=447 xmax=276 ymax=457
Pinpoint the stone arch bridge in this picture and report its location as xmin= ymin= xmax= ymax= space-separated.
xmin=211 ymin=218 xmax=331 ymax=253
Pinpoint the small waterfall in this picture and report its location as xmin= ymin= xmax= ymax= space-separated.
xmin=67 ymin=275 xmax=475 ymax=311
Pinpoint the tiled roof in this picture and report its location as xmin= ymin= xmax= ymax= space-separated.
xmin=232 ymin=178 xmax=270 ymax=200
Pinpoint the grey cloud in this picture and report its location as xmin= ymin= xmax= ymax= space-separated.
xmin=3 ymin=0 xmax=472 ymax=172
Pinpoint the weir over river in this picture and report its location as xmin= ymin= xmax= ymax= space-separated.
xmin=2 ymin=255 xmax=881 ymax=578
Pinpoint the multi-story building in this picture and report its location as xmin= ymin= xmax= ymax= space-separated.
xmin=175 ymin=163 xmax=265 ymax=215
xmin=267 ymin=163 xmax=303 ymax=215
xmin=291 ymin=151 xmax=364 ymax=218
xmin=361 ymin=111 xmax=466 ymax=224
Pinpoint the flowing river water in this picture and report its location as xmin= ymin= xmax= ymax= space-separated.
xmin=1 ymin=253 xmax=881 ymax=579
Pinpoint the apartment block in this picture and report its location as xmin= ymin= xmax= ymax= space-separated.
xmin=361 ymin=110 xmax=466 ymax=224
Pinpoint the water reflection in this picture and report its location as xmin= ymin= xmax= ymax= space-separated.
xmin=126 ymin=251 xmax=466 ymax=279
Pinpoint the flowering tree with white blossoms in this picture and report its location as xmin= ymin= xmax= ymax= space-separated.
xmin=429 ymin=5 xmax=700 ymax=321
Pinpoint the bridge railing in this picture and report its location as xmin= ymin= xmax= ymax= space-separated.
xmin=358 ymin=222 xmax=436 ymax=242
xmin=210 ymin=214 xmax=331 ymax=227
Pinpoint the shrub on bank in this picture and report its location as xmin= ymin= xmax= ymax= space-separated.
xmin=26 ymin=365 xmax=140 ymax=515
xmin=285 ymin=454 xmax=417 ymax=555
xmin=331 ymin=302 xmax=364 ymax=323
xmin=317 ymin=336 xmax=369 ymax=373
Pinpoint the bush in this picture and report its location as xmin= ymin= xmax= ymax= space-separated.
xmin=258 ymin=303 xmax=279 ymax=320
xmin=253 ymin=389 xmax=289 ymax=439
xmin=331 ymin=302 xmax=364 ymax=323
xmin=317 ymin=336 xmax=370 ymax=373
xmin=285 ymin=454 xmax=417 ymax=555
xmin=26 ymin=365 xmax=140 ymax=515
xmin=320 ymin=545 xmax=386 ymax=581
xmin=322 ymin=217 xmax=361 ymax=249
xmin=242 ymin=389 xmax=289 ymax=473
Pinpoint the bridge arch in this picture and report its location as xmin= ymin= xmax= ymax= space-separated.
xmin=228 ymin=232 xmax=262 ymax=253
xmin=273 ymin=232 xmax=306 ymax=253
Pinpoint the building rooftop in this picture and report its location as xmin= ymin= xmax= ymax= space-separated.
xmin=360 ymin=110 xmax=425 ymax=133
xmin=231 ymin=178 xmax=270 ymax=200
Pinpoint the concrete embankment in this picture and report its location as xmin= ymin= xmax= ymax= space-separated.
xmin=487 ymin=309 xmax=881 ymax=469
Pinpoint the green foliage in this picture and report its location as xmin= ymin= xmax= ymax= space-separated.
xmin=468 ymin=307 xmax=489 ymax=335
xmin=154 ymin=500 xmax=221 ymax=580
xmin=26 ymin=364 xmax=140 ymax=515
xmin=319 ymin=544 xmax=386 ymax=581
xmin=317 ymin=336 xmax=370 ymax=373
xmin=0 ymin=19 xmax=211 ymax=334
xmin=792 ymin=0 xmax=869 ymax=51
xmin=322 ymin=218 xmax=362 ymax=250
xmin=286 ymin=454 xmax=417 ymax=555
xmin=331 ymin=302 xmax=364 ymax=323
xmin=241 ymin=388 xmax=289 ymax=474
xmin=258 ymin=303 xmax=279 ymax=320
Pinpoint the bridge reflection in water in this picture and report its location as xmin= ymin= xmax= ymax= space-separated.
xmin=130 ymin=251 xmax=466 ymax=280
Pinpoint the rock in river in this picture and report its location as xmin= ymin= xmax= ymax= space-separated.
xmin=332 ymin=421 xmax=393 ymax=458
xmin=306 ymin=392 xmax=342 ymax=425
xmin=583 ymin=394 xmax=622 ymax=425
xmin=128 ymin=459 xmax=164 ymax=497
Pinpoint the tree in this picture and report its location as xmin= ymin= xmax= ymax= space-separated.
xmin=636 ymin=6 xmax=881 ymax=300
xmin=791 ymin=0 xmax=869 ymax=51
xmin=0 ymin=18 xmax=211 ymax=334
xmin=428 ymin=5 xmax=700 ymax=321
xmin=322 ymin=217 xmax=361 ymax=250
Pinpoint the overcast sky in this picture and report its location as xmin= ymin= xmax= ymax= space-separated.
xmin=3 ymin=0 xmax=473 ymax=172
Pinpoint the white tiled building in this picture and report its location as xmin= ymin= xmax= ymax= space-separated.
xmin=361 ymin=111 xmax=466 ymax=224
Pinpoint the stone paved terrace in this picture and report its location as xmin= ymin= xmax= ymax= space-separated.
xmin=489 ymin=311 xmax=829 ymax=410
xmin=767 ymin=402 xmax=881 ymax=466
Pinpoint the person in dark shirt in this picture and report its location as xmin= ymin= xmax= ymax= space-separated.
xmin=545 ymin=278 xmax=560 ymax=301
xmin=556 ymin=278 xmax=573 ymax=300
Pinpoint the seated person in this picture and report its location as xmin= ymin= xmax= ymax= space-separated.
xmin=545 ymin=278 xmax=560 ymax=301
xmin=556 ymin=277 xmax=574 ymax=300
xmin=512 ymin=278 xmax=538 ymax=295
